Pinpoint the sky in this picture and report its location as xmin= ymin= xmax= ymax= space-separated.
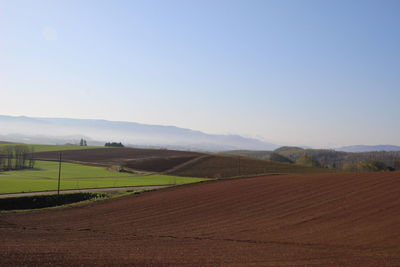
xmin=1 ymin=0 xmax=400 ymax=148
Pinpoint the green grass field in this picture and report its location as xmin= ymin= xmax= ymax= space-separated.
xmin=0 ymin=144 xmax=105 ymax=153
xmin=0 ymin=161 xmax=209 ymax=194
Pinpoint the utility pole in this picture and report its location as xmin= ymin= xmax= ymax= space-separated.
xmin=57 ymin=153 xmax=62 ymax=196
xmin=238 ymin=156 xmax=241 ymax=176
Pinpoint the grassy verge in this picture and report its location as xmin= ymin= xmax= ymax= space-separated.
xmin=0 ymin=189 xmax=159 ymax=213
xmin=0 ymin=161 xmax=209 ymax=194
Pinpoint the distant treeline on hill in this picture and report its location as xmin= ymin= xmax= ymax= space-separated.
xmin=0 ymin=145 xmax=36 ymax=171
xmin=105 ymin=142 xmax=124 ymax=147
xmin=225 ymin=147 xmax=400 ymax=172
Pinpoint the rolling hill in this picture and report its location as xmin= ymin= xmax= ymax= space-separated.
xmin=34 ymin=147 xmax=204 ymax=172
xmin=34 ymin=147 xmax=330 ymax=178
xmin=1 ymin=171 xmax=400 ymax=265
xmin=168 ymin=154 xmax=330 ymax=178
xmin=222 ymin=150 xmax=274 ymax=160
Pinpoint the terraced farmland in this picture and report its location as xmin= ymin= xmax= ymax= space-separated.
xmin=1 ymin=171 xmax=400 ymax=265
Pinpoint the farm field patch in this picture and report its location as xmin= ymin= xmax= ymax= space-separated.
xmin=0 ymin=144 xmax=105 ymax=153
xmin=34 ymin=147 xmax=204 ymax=172
xmin=1 ymin=171 xmax=400 ymax=265
xmin=0 ymin=161 xmax=208 ymax=194
xmin=34 ymin=148 xmax=330 ymax=178
xmin=34 ymin=147 xmax=203 ymax=163
xmin=171 ymin=154 xmax=332 ymax=178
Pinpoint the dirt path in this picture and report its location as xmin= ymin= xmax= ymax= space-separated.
xmin=0 ymin=185 xmax=169 ymax=198
xmin=163 ymin=154 xmax=211 ymax=174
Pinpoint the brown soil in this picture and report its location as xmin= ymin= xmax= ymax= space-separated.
xmin=170 ymin=154 xmax=332 ymax=178
xmin=1 ymin=171 xmax=400 ymax=266
xmin=34 ymin=147 xmax=204 ymax=172
xmin=124 ymin=155 xmax=200 ymax=172
xmin=35 ymin=148 xmax=329 ymax=177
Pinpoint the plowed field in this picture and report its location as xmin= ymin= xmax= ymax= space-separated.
xmin=170 ymin=154 xmax=332 ymax=178
xmin=34 ymin=148 xmax=329 ymax=177
xmin=34 ymin=147 xmax=203 ymax=172
xmin=1 ymin=171 xmax=400 ymax=266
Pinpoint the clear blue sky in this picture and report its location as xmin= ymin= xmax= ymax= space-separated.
xmin=1 ymin=0 xmax=400 ymax=147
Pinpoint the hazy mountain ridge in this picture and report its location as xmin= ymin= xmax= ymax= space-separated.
xmin=0 ymin=115 xmax=278 ymax=151
xmin=337 ymin=145 xmax=400 ymax=152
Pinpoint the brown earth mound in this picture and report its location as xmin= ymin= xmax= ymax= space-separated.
xmin=1 ymin=171 xmax=400 ymax=266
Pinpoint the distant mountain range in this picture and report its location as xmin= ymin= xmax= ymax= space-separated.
xmin=2 ymin=115 xmax=399 ymax=152
xmin=336 ymin=145 xmax=400 ymax=153
xmin=0 ymin=115 xmax=278 ymax=151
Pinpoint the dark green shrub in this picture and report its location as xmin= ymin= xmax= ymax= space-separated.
xmin=0 ymin=192 xmax=106 ymax=210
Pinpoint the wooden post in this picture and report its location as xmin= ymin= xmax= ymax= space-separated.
xmin=238 ymin=156 xmax=241 ymax=176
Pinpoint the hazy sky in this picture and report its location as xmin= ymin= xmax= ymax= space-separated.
xmin=1 ymin=0 xmax=400 ymax=147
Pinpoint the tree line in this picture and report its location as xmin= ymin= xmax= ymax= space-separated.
xmin=0 ymin=145 xmax=36 ymax=171
xmin=229 ymin=147 xmax=400 ymax=172
xmin=274 ymin=148 xmax=400 ymax=171
xmin=105 ymin=142 xmax=124 ymax=147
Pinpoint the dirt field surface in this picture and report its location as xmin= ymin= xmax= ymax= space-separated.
xmin=1 ymin=171 xmax=400 ymax=266
xmin=170 ymin=154 xmax=332 ymax=178
xmin=34 ymin=147 xmax=204 ymax=172
xmin=34 ymin=148 xmax=328 ymax=177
